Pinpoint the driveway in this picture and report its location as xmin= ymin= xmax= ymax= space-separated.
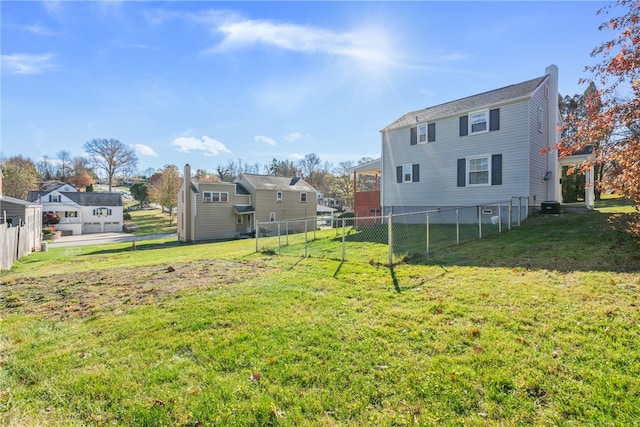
xmin=48 ymin=232 xmax=176 ymax=247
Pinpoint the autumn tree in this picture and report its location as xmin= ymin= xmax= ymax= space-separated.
xmin=67 ymin=156 xmax=94 ymax=189
xmin=84 ymin=138 xmax=138 ymax=192
xmin=298 ymin=153 xmax=333 ymax=195
xmin=150 ymin=164 xmax=182 ymax=225
xmin=561 ymin=0 xmax=640 ymax=219
xmin=0 ymin=155 xmax=39 ymax=199
xmin=331 ymin=160 xmax=355 ymax=210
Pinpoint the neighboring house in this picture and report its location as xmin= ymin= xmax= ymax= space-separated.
xmin=0 ymin=194 xmax=43 ymax=251
xmin=178 ymin=164 xmax=318 ymax=242
xmin=378 ymin=64 xmax=561 ymax=218
xmin=349 ymin=158 xmax=382 ymax=217
xmin=27 ymin=184 xmax=123 ymax=235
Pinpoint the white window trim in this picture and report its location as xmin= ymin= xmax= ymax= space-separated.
xmin=300 ymin=192 xmax=307 ymax=202
xmin=469 ymin=109 xmax=489 ymax=134
xmin=418 ymin=124 xmax=427 ymax=143
xmin=269 ymin=212 xmax=276 ymax=222
xmin=276 ymin=191 xmax=283 ymax=202
xmin=202 ymin=191 xmax=229 ymax=203
xmin=402 ymin=164 xmax=413 ymax=183
xmin=467 ymin=155 xmax=491 ymax=186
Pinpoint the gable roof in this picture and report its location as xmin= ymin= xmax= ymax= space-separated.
xmin=238 ymin=174 xmax=317 ymax=193
xmin=26 ymin=191 xmax=122 ymax=207
xmin=383 ymin=75 xmax=549 ymax=132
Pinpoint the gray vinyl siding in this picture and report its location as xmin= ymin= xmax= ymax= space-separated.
xmin=382 ymin=99 xmax=531 ymax=211
xmin=528 ymin=81 xmax=553 ymax=204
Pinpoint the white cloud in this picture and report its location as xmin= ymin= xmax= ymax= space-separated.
xmin=132 ymin=144 xmax=158 ymax=157
xmin=254 ymin=135 xmax=277 ymax=146
xmin=2 ymin=53 xmax=56 ymax=75
xmin=284 ymin=132 xmax=303 ymax=143
xmin=211 ymin=19 xmax=398 ymax=66
xmin=172 ymin=135 xmax=231 ymax=157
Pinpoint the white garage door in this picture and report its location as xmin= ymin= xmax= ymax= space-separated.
xmin=104 ymin=222 xmax=121 ymax=232
xmin=83 ymin=222 xmax=102 ymax=234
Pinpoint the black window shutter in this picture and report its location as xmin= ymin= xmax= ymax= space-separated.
xmin=412 ymin=164 xmax=420 ymax=182
xmin=427 ymin=123 xmax=436 ymax=142
xmin=491 ymin=154 xmax=502 ymax=185
xmin=410 ymin=127 xmax=417 ymax=145
xmin=489 ymin=109 xmax=500 ymax=131
xmin=457 ymin=158 xmax=466 ymax=187
xmin=459 ymin=116 xmax=468 ymax=136
xmin=397 ymin=166 xmax=403 ymax=183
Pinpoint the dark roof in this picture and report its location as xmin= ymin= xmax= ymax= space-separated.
xmin=26 ymin=191 xmax=122 ymax=207
xmin=239 ymin=174 xmax=317 ymax=193
xmin=383 ymin=75 xmax=549 ymax=131
xmin=568 ymin=145 xmax=594 ymax=156
xmin=235 ymin=183 xmax=251 ymax=195
xmin=234 ymin=205 xmax=255 ymax=214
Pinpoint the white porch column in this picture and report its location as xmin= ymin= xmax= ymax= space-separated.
xmin=585 ymin=165 xmax=595 ymax=209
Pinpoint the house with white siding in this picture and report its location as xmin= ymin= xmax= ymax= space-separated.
xmin=178 ymin=164 xmax=318 ymax=242
xmin=377 ymin=65 xmax=561 ymax=219
xmin=27 ymin=184 xmax=123 ymax=235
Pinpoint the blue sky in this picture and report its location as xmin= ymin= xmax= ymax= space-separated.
xmin=1 ymin=1 xmax=617 ymax=175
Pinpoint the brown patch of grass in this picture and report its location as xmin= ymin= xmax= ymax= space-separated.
xmin=1 ymin=259 xmax=273 ymax=320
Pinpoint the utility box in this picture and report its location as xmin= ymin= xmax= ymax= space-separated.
xmin=541 ymin=201 xmax=561 ymax=214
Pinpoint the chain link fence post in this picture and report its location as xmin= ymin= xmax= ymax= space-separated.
xmin=341 ymin=218 xmax=346 ymax=262
xmin=478 ymin=205 xmax=482 ymax=239
xmin=255 ymin=220 xmax=260 ymax=253
xmin=456 ymin=208 xmax=460 ymax=245
xmin=509 ymin=199 xmax=513 ymax=231
xmin=277 ymin=222 xmax=281 ymax=254
xmin=304 ymin=220 xmax=308 ymax=258
xmin=388 ymin=213 xmax=393 ymax=266
xmin=425 ymin=212 xmax=430 ymax=256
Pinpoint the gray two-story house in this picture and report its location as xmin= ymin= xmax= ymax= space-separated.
xmin=380 ymin=64 xmax=560 ymax=219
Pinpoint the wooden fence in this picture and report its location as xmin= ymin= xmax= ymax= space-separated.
xmin=0 ymin=223 xmax=35 ymax=271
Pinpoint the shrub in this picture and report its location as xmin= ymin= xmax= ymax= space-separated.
xmin=123 ymin=212 xmax=132 ymax=221
xmin=43 ymin=212 xmax=60 ymax=226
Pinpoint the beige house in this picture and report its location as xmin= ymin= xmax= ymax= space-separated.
xmin=177 ymin=164 xmax=317 ymax=242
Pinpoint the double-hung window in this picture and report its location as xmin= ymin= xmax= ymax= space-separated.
xmin=418 ymin=125 xmax=427 ymax=143
xmin=411 ymin=123 xmax=436 ymax=144
xmin=468 ymin=156 xmax=490 ymax=185
xmin=396 ymin=164 xmax=420 ymax=183
xmin=276 ymin=191 xmax=283 ymax=202
xmin=470 ymin=110 xmax=488 ymax=134
xmin=460 ymin=108 xmax=499 ymax=136
xmin=300 ymin=192 xmax=307 ymax=202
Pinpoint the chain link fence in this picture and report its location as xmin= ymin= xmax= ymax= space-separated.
xmin=255 ymin=197 xmax=529 ymax=265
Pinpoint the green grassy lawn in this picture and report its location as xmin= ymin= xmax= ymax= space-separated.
xmin=1 ymin=199 xmax=639 ymax=425
xmin=127 ymin=208 xmax=177 ymax=235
